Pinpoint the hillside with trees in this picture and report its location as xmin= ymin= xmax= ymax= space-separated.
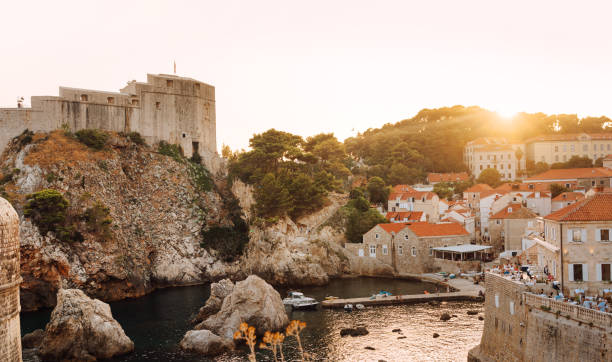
xmin=344 ymin=105 xmax=612 ymax=185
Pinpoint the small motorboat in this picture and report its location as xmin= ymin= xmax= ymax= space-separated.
xmin=375 ymin=290 xmax=393 ymax=298
xmin=282 ymin=291 xmax=319 ymax=311
xmin=344 ymin=304 xmax=354 ymax=312
xmin=355 ymin=304 xmax=365 ymax=310
xmin=325 ymin=296 xmax=339 ymax=301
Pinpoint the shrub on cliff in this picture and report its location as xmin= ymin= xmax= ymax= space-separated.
xmin=126 ymin=131 xmax=146 ymax=145
xmin=83 ymin=201 xmax=113 ymax=240
xmin=24 ymin=189 xmax=69 ymax=235
xmin=344 ymin=196 xmax=387 ymax=243
xmin=75 ymin=129 xmax=109 ymax=150
xmin=158 ymin=141 xmax=184 ymax=162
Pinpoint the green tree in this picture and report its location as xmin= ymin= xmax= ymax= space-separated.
xmin=286 ymin=173 xmax=326 ymax=219
xmin=550 ymin=183 xmax=570 ymax=198
xmin=515 ymin=148 xmax=524 ymax=172
xmin=366 ymin=177 xmax=389 ymax=204
xmin=345 ymin=208 xmax=387 ymax=243
xmin=476 ymin=168 xmax=502 ymax=187
xmin=433 ymin=182 xmax=454 ymax=200
xmin=533 ymin=161 xmax=550 ymax=175
xmin=24 ymin=189 xmax=69 ymax=235
xmin=254 ymin=173 xmax=292 ymax=218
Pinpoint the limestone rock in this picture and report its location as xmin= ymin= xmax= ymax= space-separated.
xmin=192 ymin=279 xmax=235 ymax=324
xmin=39 ymin=289 xmax=134 ymax=361
xmin=340 ymin=327 xmax=369 ymax=337
xmin=180 ymin=329 xmax=233 ymax=356
xmin=200 ymin=275 xmax=289 ymax=340
xmin=440 ymin=313 xmax=451 ymax=321
xmin=21 ymin=329 xmax=44 ymax=349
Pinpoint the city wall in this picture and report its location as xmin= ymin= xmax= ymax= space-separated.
xmin=468 ymin=272 xmax=611 ymax=362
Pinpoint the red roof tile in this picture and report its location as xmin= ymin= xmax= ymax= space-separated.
xmin=551 ymin=192 xmax=584 ymax=202
xmin=464 ymin=184 xmax=494 ymax=193
xmin=377 ymin=223 xmax=410 ymax=234
xmin=407 ymin=222 xmax=469 ymax=237
xmin=525 ymin=168 xmax=612 ymax=181
xmin=385 ymin=211 xmax=424 ymax=222
xmin=392 ymin=184 xmax=416 ymax=193
xmin=545 ymin=192 xmax=612 ymax=221
xmin=389 ymin=191 xmax=437 ymax=201
xmin=490 ymin=204 xmax=537 ymax=219
xmin=427 ymin=172 xmax=469 ymax=183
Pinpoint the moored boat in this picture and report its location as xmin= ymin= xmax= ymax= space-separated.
xmin=283 ymin=291 xmax=319 ymax=310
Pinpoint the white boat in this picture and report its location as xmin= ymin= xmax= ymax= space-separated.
xmin=344 ymin=303 xmax=354 ymax=312
xmin=282 ymin=292 xmax=319 ymax=310
xmin=355 ymin=304 xmax=365 ymax=310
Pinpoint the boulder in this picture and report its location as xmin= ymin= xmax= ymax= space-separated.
xmin=22 ymin=329 xmax=44 ymax=349
xmin=180 ymin=330 xmax=233 ymax=356
xmin=433 ymin=333 xmax=440 ymax=338
xmin=467 ymin=310 xmax=479 ymax=315
xmin=440 ymin=313 xmax=451 ymax=321
xmin=192 ymin=279 xmax=235 ymax=324
xmin=199 ymin=275 xmax=289 ymax=340
xmin=39 ymin=289 xmax=134 ymax=361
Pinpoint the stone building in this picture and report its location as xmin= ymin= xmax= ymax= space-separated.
xmin=489 ymin=203 xmax=537 ymax=252
xmin=463 ymin=137 xmax=523 ymax=180
xmin=345 ymin=222 xmax=473 ymax=274
xmin=524 ymin=132 xmax=612 ymax=164
xmin=524 ymin=167 xmax=612 ymax=191
xmin=0 ymin=73 xmax=220 ymax=172
xmin=0 ymin=197 xmax=22 ymax=362
xmin=426 ymin=172 xmax=469 ymax=185
xmin=551 ymin=192 xmax=584 ymax=212
xmin=387 ymin=188 xmax=440 ymax=222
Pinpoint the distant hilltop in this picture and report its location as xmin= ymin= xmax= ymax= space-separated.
xmin=0 ymin=73 xmax=220 ymax=172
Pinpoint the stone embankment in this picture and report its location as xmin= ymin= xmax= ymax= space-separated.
xmin=468 ymin=273 xmax=611 ymax=362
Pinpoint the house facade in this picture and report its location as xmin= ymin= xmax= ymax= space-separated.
xmin=524 ymin=167 xmax=612 ymax=191
xmin=533 ymin=193 xmax=612 ymax=295
xmin=426 ymin=172 xmax=469 ymax=185
xmin=388 ymin=189 xmax=440 ymax=222
xmin=524 ymin=133 xmax=612 ymax=164
xmin=551 ymin=192 xmax=584 ymax=212
xmin=489 ymin=204 xmax=537 ymax=252
xmin=463 ymin=137 xmax=523 ymax=180
xmin=347 ymin=222 xmax=471 ymax=274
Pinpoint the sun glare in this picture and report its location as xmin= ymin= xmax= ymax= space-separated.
xmin=496 ymin=109 xmax=517 ymax=120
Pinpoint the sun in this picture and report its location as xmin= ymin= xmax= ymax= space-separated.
xmin=495 ymin=109 xmax=517 ymax=121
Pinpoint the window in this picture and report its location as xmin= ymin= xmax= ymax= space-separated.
xmin=382 ymin=245 xmax=388 ymax=255
xmin=600 ymin=229 xmax=610 ymax=241
xmin=602 ymin=264 xmax=611 ymax=281
xmin=571 ymin=264 xmax=584 ymax=281
xmin=555 ymin=155 xmax=559 ymax=162
xmin=131 ymin=99 xmax=139 ymax=106
xmin=411 ymin=247 xmax=416 ymax=256
xmin=358 ymin=249 xmax=364 ymax=257
xmin=571 ymin=144 xmax=575 ymax=152
xmin=496 ymin=220 xmax=501 ymax=225
xmin=563 ymin=145 xmax=567 ymax=152
xmin=508 ymin=153 xmax=511 ymax=159
xmin=194 ymin=83 xmax=200 ymax=91
xmin=375 ymin=233 xmax=380 ymax=239
xmin=404 ymin=234 xmax=409 ymax=240
xmin=495 ymin=294 xmax=499 ymax=308
xmin=398 ymin=245 xmax=403 ymax=255
xmin=592 ymin=181 xmax=596 ymax=187
xmin=480 ymin=155 xmax=483 ymax=160
xmin=166 ymin=79 xmax=174 ymax=87
xmin=508 ymin=163 xmax=511 ymax=169
xmin=369 ymin=245 xmax=376 ymax=257
xmin=565 ymin=183 xmax=570 ymax=188
xmin=583 ymin=144 xmax=588 ymax=151
xmin=572 ymin=229 xmax=582 ymax=242
xmin=80 ymin=94 xmax=88 ymax=101
xmin=509 ymin=301 xmax=515 ymax=315
xmin=429 ymin=247 xmax=433 ymax=256
xmin=608 ymin=144 xmax=611 ymax=151
xmin=554 ymin=146 xmax=559 ymax=152
xmin=107 ymin=97 xmax=114 ymax=104
xmin=156 ymin=101 xmax=161 ymax=109
xmin=480 ymin=165 xmax=483 ymax=170
xmin=501 ymin=164 xmax=504 ymax=170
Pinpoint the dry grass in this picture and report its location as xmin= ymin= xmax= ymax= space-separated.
xmin=25 ymin=131 xmax=114 ymax=168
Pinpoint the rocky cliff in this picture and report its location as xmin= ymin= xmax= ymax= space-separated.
xmin=1 ymin=131 xmax=388 ymax=312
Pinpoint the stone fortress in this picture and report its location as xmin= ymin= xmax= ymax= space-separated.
xmin=0 ymin=198 xmax=22 ymax=362
xmin=0 ymin=73 xmax=221 ymax=172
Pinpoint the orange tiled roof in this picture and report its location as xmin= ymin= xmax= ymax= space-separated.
xmin=467 ymin=137 xmax=510 ymax=146
xmin=524 ymin=168 xmax=612 ymax=181
xmin=551 ymin=192 xmax=584 ymax=202
xmin=490 ymin=204 xmax=537 ymax=219
xmin=545 ymin=192 xmax=612 ymax=221
xmin=377 ymin=223 xmax=410 ymax=234
xmin=407 ymin=222 xmax=469 ymax=237
xmin=427 ymin=172 xmax=469 ymax=183
xmin=385 ymin=211 xmax=424 ymax=222
xmin=465 ymin=184 xmax=494 ymax=193
xmin=524 ymin=133 xmax=612 ymax=144
xmin=494 ymin=182 xmax=554 ymax=192
xmin=526 ymin=192 xmax=550 ymax=198
xmin=392 ymin=184 xmax=416 ymax=193
xmin=389 ymin=191 xmax=437 ymax=201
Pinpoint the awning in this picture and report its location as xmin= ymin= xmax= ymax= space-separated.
xmin=432 ymin=244 xmax=492 ymax=253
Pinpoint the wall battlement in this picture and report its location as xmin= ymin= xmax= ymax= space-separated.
xmin=0 ymin=73 xmax=220 ymax=173
xmin=469 ymin=273 xmax=611 ymax=362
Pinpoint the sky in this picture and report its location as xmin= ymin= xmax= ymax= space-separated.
xmin=1 ymin=1 xmax=612 ymax=152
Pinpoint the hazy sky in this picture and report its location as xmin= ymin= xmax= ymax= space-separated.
xmin=2 ymin=1 xmax=611 ymax=151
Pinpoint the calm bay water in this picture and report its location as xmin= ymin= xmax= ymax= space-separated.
xmin=20 ymin=277 xmax=483 ymax=361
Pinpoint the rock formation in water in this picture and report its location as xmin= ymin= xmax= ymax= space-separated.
xmin=38 ymin=288 xmax=133 ymax=361
xmin=183 ymin=275 xmax=288 ymax=356
xmin=192 ymin=278 xmax=234 ymax=324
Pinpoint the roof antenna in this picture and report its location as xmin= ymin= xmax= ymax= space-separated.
xmin=173 ymin=60 xmax=176 ymax=75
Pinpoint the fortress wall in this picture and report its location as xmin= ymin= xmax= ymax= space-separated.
xmin=0 ymin=109 xmax=34 ymax=155
xmin=470 ymin=273 xmax=611 ymax=362
xmin=0 ymin=198 xmax=22 ymax=362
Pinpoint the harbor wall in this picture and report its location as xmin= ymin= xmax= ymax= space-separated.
xmin=468 ymin=273 xmax=611 ymax=362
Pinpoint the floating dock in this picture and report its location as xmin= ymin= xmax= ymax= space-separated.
xmin=321 ymin=291 xmax=483 ymax=308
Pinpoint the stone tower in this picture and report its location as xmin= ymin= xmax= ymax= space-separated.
xmin=0 ymin=197 xmax=21 ymax=362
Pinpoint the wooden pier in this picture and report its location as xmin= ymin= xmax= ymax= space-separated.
xmin=321 ymin=291 xmax=483 ymax=309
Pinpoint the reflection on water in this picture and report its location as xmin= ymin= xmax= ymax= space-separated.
xmin=20 ymin=277 xmax=483 ymax=362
